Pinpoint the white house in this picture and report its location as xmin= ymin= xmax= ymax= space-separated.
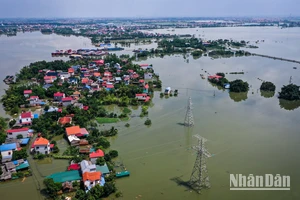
xmin=59 ymin=72 xmax=70 ymax=79
xmin=23 ymin=90 xmax=32 ymax=98
xmin=54 ymin=92 xmax=65 ymax=101
xmin=135 ymin=93 xmax=148 ymax=101
xmin=32 ymin=137 xmax=50 ymax=154
xmin=144 ymin=73 xmax=153 ymax=80
xmin=19 ymin=112 xmax=32 ymax=125
xmin=6 ymin=128 xmax=29 ymax=139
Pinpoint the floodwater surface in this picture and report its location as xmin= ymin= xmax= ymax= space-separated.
xmin=0 ymin=27 xmax=300 ymax=200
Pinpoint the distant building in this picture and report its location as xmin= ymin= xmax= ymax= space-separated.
xmin=62 ymin=97 xmax=73 ymax=107
xmin=19 ymin=112 xmax=32 ymax=125
xmin=23 ymin=90 xmax=32 ymax=98
xmin=144 ymin=73 xmax=153 ymax=80
xmin=54 ymin=92 xmax=65 ymax=101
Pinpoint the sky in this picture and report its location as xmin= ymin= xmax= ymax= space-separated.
xmin=0 ymin=0 xmax=298 ymax=18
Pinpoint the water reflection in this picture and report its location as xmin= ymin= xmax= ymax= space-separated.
xmin=229 ymin=92 xmax=248 ymax=102
xmin=279 ymin=99 xmax=300 ymax=111
xmin=260 ymin=91 xmax=275 ymax=98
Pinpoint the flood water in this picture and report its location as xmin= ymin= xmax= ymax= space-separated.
xmin=0 ymin=27 xmax=300 ymax=200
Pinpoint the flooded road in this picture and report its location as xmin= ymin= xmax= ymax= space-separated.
xmin=0 ymin=27 xmax=300 ymax=200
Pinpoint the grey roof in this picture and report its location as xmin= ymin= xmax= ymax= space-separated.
xmin=80 ymin=160 xmax=96 ymax=173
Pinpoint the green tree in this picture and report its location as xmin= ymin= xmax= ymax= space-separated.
xmin=96 ymin=157 xmax=106 ymax=166
xmin=43 ymin=178 xmax=62 ymax=198
xmin=75 ymin=189 xmax=87 ymax=199
xmin=260 ymin=81 xmax=276 ymax=92
xmin=103 ymin=182 xmax=116 ymax=197
xmin=9 ymin=119 xmax=16 ymax=128
xmin=144 ymin=118 xmax=152 ymax=125
xmin=16 ymin=134 xmax=23 ymax=139
xmin=88 ymin=184 xmax=104 ymax=199
xmin=12 ymin=148 xmax=28 ymax=160
xmin=278 ymin=84 xmax=300 ymax=101
xmin=109 ymin=150 xmax=118 ymax=158
xmin=230 ymin=79 xmax=249 ymax=92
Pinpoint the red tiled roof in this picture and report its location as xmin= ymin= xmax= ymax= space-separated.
xmin=127 ymin=70 xmax=134 ymax=73
xmin=7 ymin=128 xmax=29 ymax=133
xmin=24 ymin=90 xmax=32 ymax=94
xmin=94 ymin=72 xmax=101 ymax=77
xmin=68 ymin=68 xmax=74 ymax=73
xmin=136 ymin=93 xmax=147 ymax=97
xmin=144 ymin=84 xmax=149 ymax=89
xmin=30 ymin=96 xmax=39 ymax=99
xmin=83 ymin=172 xmax=101 ymax=182
xmin=82 ymin=78 xmax=89 ymax=84
xmin=68 ymin=163 xmax=80 ymax=171
xmin=106 ymin=84 xmax=114 ymax=89
xmin=54 ymin=92 xmax=65 ymax=97
xmin=21 ymin=112 xmax=32 ymax=118
xmin=50 ymin=144 xmax=54 ymax=148
xmin=89 ymin=149 xmax=104 ymax=158
xmin=139 ymin=64 xmax=149 ymax=67
xmin=83 ymin=106 xmax=89 ymax=110
xmin=145 ymin=96 xmax=151 ymax=102
xmin=62 ymin=97 xmax=73 ymax=101
xmin=139 ymin=79 xmax=145 ymax=83
xmin=93 ymin=60 xmax=104 ymax=65
xmin=58 ymin=117 xmax=72 ymax=125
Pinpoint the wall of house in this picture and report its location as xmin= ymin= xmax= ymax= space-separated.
xmin=7 ymin=131 xmax=28 ymax=139
xmin=34 ymin=144 xmax=50 ymax=154
xmin=90 ymin=158 xmax=97 ymax=164
xmin=20 ymin=118 xmax=32 ymax=124
xmin=63 ymin=101 xmax=72 ymax=107
xmin=54 ymin=96 xmax=63 ymax=101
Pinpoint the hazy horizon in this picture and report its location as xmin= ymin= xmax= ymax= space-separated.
xmin=0 ymin=0 xmax=298 ymax=18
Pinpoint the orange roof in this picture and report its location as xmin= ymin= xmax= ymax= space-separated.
xmin=68 ymin=68 xmax=74 ymax=73
xmin=82 ymin=78 xmax=89 ymax=84
xmin=58 ymin=117 xmax=72 ymax=125
xmin=66 ymin=126 xmax=81 ymax=136
xmin=93 ymin=72 xmax=101 ymax=77
xmin=73 ymin=91 xmax=81 ymax=95
xmin=83 ymin=172 xmax=101 ymax=182
xmin=33 ymin=137 xmax=49 ymax=146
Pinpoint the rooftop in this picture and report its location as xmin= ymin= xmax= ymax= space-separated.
xmin=6 ymin=128 xmax=29 ymax=133
xmin=83 ymin=171 xmax=101 ymax=182
xmin=23 ymin=90 xmax=32 ymax=94
xmin=89 ymin=149 xmax=104 ymax=158
xmin=20 ymin=112 xmax=31 ymax=119
xmin=66 ymin=126 xmax=81 ymax=136
xmin=33 ymin=137 xmax=49 ymax=146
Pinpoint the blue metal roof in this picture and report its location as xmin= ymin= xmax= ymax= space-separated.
xmin=0 ymin=143 xmax=17 ymax=152
xmin=96 ymin=164 xmax=110 ymax=174
xmin=33 ymin=114 xmax=39 ymax=118
xmin=20 ymin=138 xmax=30 ymax=145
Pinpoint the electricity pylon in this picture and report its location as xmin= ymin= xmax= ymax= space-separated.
xmin=189 ymin=135 xmax=211 ymax=193
xmin=184 ymin=97 xmax=194 ymax=126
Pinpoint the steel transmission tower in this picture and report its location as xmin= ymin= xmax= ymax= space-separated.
xmin=184 ymin=97 xmax=194 ymax=126
xmin=189 ymin=135 xmax=211 ymax=193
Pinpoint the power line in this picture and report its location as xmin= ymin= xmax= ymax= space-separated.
xmin=189 ymin=135 xmax=211 ymax=193
xmin=184 ymin=97 xmax=194 ymax=127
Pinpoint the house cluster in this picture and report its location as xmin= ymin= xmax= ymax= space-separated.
xmin=0 ymin=128 xmax=32 ymax=180
xmin=208 ymin=74 xmax=230 ymax=89
xmin=47 ymin=150 xmax=109 ymax=192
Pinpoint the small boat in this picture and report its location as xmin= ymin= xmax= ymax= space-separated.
xmin=293 ymin=67 xmax=297 ymax=69
xmin=200 ymin=74 xmax=205 ymax=79
xmin=116 ymin=171 xmax=130 ymax=178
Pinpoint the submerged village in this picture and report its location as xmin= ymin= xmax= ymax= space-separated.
xmin=0 ymin=32 xmax=300 ymax=200
xmin=0 ymin=52 xmax=162 ymax=199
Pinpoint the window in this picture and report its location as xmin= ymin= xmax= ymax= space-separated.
xmin=44 ymin=146 xmax=47 ymax=149
xmin=36 ymin=146 xmax=39 ymax=149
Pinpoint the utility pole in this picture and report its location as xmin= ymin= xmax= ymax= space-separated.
xmin=289 ymin=76 xmax=292 ymax=84
xmin=184 ymin=97 xmax=194 ymax=127
xmin=189 ymin=135 xmax=211 ymax=193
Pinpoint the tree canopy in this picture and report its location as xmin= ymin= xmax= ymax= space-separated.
xmin=230 ymin=79 xmax=249 ymax=92
xmin=260 ymin=81 xmax=276 ymax=92
xmin=278 ymin=84 xmax=300 ymax=101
